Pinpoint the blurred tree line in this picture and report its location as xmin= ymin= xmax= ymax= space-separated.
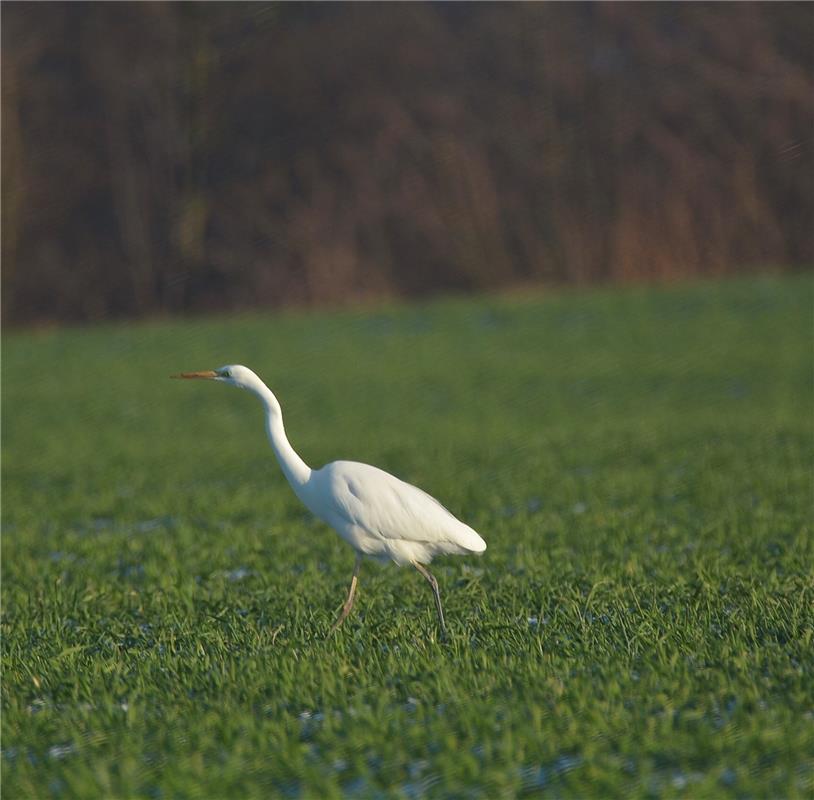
xmin=2 ymin=2 xmax=812 ymax=324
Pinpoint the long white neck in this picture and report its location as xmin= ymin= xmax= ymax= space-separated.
xmin=247 ymin=379 xmax=312 ymax=492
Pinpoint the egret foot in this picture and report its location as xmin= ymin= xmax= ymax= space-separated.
xmin=413 ymin=561 xmax=447 ymax=637
xmin=329 ymin=553 xmax=362 ymax=634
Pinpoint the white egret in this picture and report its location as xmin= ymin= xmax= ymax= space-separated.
xmin=172 ymin=365 xmax=486 ymax=635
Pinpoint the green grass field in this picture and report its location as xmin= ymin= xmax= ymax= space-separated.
xmin=2 ymin=275 xmax=812 ymax=798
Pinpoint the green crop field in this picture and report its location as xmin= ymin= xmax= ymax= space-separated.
xmin=2 ymin=275 xmax=812 ymax=798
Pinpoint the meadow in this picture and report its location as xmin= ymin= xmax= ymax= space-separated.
xmin=2 ymin=275 xmax=812 ymax=798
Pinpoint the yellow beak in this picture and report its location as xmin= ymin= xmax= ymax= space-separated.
xmin=171 ymin=370 xmax=218 ymax=379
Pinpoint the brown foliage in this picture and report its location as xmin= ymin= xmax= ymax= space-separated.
xmin=2 ymin=3 xmax=812 ymax=324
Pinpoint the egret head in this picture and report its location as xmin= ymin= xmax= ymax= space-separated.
xmin=173 ymin=364 xmax=262 ymax=392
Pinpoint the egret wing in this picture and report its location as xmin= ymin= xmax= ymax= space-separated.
xmin=322 ymin=461 xmax=485 ymax=552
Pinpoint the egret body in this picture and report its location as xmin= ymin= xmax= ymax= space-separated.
xmin=173 ymin=365 xmax=486 ymax=634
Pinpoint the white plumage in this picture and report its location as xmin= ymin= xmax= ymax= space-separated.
xmin=315 ymin=460 xmax=486 ymax=565
xmin=173 ymin=364 xmax=486 ymax=634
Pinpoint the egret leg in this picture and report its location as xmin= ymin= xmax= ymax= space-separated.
xmin=329 ymin=553 xmax=362 ymax=634
xmin=413 ymin=562 xmax=447 ymax=636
